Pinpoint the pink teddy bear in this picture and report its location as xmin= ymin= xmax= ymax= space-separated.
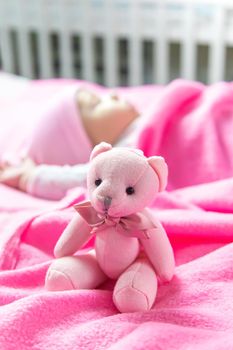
xmin=45 ymin=142 xmax=175 ymax=313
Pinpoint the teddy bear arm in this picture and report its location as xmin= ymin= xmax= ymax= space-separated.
xmin=54 ymin=215 xmax=92 ymax=258
xmin=140 ymin=225 xmax=175 ymax=282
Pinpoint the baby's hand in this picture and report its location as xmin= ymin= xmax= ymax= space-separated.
xmin=0 ymin=158 xmax=36 ymax=191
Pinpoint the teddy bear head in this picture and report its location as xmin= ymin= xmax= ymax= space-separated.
xmin=87 ymin=142 xmax=168 ymax=217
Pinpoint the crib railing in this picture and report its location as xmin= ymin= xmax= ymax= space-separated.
xmin=0 ymin=0 xmax=233 ymax=86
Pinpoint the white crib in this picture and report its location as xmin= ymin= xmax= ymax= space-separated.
xmin=0 ymin=0 xmax=233 ymax=86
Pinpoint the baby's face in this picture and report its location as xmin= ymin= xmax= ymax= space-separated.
xmin=77 ymin=89 xmax=138 ymax=121
xmin=76 ymin=89 xmax=101 ymax=110
xmin=95 ymin=95 xmax=137 ymax=121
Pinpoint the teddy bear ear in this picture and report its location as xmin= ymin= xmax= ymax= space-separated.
xmin=147 ymin=156 xmax=168 ymax=192
xmin=90 ymin=142 xmax=112 ymax=160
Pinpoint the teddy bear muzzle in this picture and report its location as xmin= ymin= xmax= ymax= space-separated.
xmin=103 ymin=196 xmax=112 ymax=209
xmin=96 ymin=195 xmax=112 ymax=212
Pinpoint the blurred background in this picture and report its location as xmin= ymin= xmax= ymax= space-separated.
xmin=0 ymin=0 xmax=233 ymax=87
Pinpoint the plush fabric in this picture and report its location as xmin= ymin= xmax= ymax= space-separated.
xmin=46 ymin=144 xmax=174 ymax=313
xmin=136 ymin=79 xmax=233 ymax=189
xmin=0 ymin=76 xmax=233 ymax=348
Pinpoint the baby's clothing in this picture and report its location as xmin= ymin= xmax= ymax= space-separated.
xmin=25 ymin=88 xmax=140 ymax=200
xmin=25 ymin=86 xmax=93 ymax=166
xmin=26 ymin=163 xmax=90 ymax=200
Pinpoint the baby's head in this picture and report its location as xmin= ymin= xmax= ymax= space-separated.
xmin=76 ymin=89 xmax=139 ymax=146
xmin=76 ymin=89 xmax=138 ymax=121
xmin=87 ymin=143 xmax=168 ymax=217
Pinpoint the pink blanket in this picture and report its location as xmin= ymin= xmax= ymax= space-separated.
xmin=0 ymin=76 xmax=233 ymax=350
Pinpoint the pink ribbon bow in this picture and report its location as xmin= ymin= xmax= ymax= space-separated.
xmin=74 ymin=201 xmax=156 ymax=239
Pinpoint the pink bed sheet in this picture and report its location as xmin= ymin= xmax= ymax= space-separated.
xmin=0 ymin=76 xmax=233 ymax=350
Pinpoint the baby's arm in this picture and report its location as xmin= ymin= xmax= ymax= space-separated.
xmin=0 ymin=158 xmax=36 ymax=190
xmin=25 ymin=163 xmax=89 ymax=200
xmin=0 ymin=160 xmax=89 ymax=200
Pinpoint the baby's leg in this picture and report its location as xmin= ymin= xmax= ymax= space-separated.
xmin=45 ymin=250 xmax=107 ymax=291
xmin=113 ymin=258 xmax=157 ymax=313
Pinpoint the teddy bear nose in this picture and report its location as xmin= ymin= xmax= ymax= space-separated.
xmin=103 ymin=196 xmax=112 ymax=209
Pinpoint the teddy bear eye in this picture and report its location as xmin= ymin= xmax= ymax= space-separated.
xmin=95 ymin=178 xmax=102 ymax=186
xmin=126 ymin=186 xmax=135 ymax=195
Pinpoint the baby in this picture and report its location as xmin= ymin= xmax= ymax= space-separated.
xmin=0 ymin=88 xmax=139 ymax=200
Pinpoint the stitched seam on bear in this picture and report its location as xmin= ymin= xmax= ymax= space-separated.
xmin=130 ymin=163 xmax=150 ymax=187
xmin=113 ymin=286 xmax=149 ymax=311
xmin=102 ymin=230 xmax=110 ymax=272
xmin=50 ymin=269 xmax=76 ymax=290
xmin=131 ymin=261 xmax=150 ymax=310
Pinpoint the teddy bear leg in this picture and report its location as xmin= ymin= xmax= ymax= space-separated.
xmin=45 ymin=250 xmax=107 ymax=291
xmin=113 ymin=258 xmax=158 ymax=313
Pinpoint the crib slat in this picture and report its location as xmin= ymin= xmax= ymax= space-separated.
xmin=129 ymin=38 xmax=142 ymax=86
xmin=0 ymin=29 xmax=14 ymax=74
xmin=60 ymin=31 xmax=73 ymax=78
xmin=15 ymin=0 xmax=33 ymax=78
xmin=105 ymin=34 xmax=117 ymax=87
xmin=38 ymin=31 xmax=53 ymax=78
xmin=81 ymin=1 xmax=94 ymax=83
xmin=181 ymin=3 xmax=196 ymax=81
xmin=0 ymin=1 xmax=15 ymax=73
xmin=82 ymin=33 xmax=94 ymax=82
xmin=18 ymin=29 xmax=33 ymax=78
xmin=37 ymin=1 xmax=53 ymax=79
xmin=105 ymin=1 xmax=117 ymax=87
xmin=60 ymin=0 xmax=73 ymax=78
xmin=129 ymin=1 xmax=142 ymax=86
xmin=209 ymin=5 xmax=225 ymax=83
xmin=155 ymin=2 xmax=168 ymax=84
